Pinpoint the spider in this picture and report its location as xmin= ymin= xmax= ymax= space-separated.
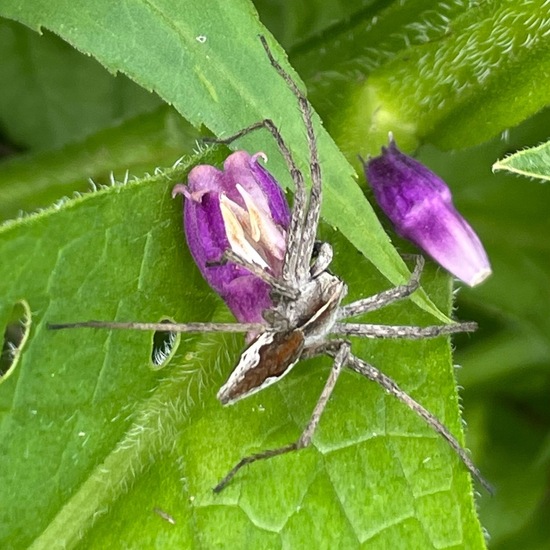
xmin=50 ymin=36 xmax=491 ymax=494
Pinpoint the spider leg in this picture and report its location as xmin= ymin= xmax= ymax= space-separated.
xmin=344 ymin=352 xmax=494 ymax=494
xmin=47 ymin=321 xmax=265 ymax=333
xmin=332 ymin=321 xmax=477 ymax=339
xmin=338 ymin=256 xmax=424 ymax=319
xmin=205 ymin=118 xmax=306 ymax=287
xmin=213 ymin=341 xmax=350 ymax=493
xmin=206 ymin=249 xmax=298 ymax=299
xmin=259 ymin=36 xmax=322 ymax=284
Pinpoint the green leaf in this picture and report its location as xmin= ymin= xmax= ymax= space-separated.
xmin=0 ymin=158 xmax=484 ymax=548
xmin=493 ymin=139 xmax=550 ymax=182
xmin=316 ymin=0 xmax=550 ymax=155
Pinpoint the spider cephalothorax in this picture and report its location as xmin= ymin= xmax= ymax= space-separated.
xmin=50 ymin=36 xmax=491 ymax=494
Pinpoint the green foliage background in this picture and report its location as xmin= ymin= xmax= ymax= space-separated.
xmin=1 ymin=1 xmax=549 ymax=548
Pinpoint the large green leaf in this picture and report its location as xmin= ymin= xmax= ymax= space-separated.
xmin=0 ymin=151 xmax=484 ymax=548
xmin=290 ymin=0 xmax=550 ymax=156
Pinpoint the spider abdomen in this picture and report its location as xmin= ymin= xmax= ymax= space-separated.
xmin=217 ymin=329 xmax=305 ymax=405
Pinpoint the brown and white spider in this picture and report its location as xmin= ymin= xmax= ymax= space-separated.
xmin=50 ymin=36 xmax=490 ymax=494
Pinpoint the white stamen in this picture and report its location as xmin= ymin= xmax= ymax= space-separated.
xmin=220 ymin=195 xmax=269 ymax=269
xmin=236 ymin=184 xmax=286 ymax=260
xmin=236 ymin=184 xmax=263 ymax=242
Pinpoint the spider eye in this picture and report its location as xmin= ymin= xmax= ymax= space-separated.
xmin=364 ymin=135 xmax=491 ymax=287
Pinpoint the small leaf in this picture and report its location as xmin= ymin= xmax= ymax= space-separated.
xmin=493 ymin=140 xmax=550 ymax=182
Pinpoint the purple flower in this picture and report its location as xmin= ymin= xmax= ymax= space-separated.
xmin=365 ymin=137 xmax=491 ymax=286
xmin=172 ymin=151 xmax=291 ymax=324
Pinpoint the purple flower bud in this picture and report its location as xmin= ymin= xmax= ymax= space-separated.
xmin=172 ymin=151 xmax=291 ymax=324
xmin=365 ymin=137 xmax=491 ymax=286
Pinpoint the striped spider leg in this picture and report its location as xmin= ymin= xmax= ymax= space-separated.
xmin=49 ymin=36 xmax=491 ymax=495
